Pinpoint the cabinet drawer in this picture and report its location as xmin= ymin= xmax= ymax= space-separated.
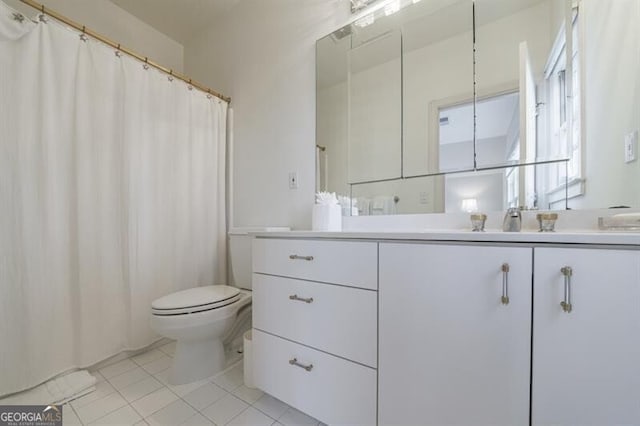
xmin=252 ymin=238 xmax=377 ymax=290
xmin=253 ymin=274 xmax=377 ymax=367
xmin=253 ymin=330 xmax=377 ymax=426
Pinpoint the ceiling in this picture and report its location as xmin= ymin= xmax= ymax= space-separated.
xmin=109 ymin=0 xmax=240 ymax=44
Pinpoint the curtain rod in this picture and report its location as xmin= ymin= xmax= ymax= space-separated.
xmin=18 ymin=0 xmax=231 ymax=103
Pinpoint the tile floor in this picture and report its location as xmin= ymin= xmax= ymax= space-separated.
xmin=62 ymin=341 xmax=323 ymax=426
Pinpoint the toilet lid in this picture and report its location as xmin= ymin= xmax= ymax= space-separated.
xmin=152 ymin=285 xmax=241 ymax=314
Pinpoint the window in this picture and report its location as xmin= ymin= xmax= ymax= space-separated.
xmin=543 ymin=8 xmax=582 ymax=198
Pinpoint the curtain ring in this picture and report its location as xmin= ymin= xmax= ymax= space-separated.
xmin=115 ymin=44 xmax=122 ymax=57
xmin=12 ymin=12 xmax=25 ymax=23
xmin=39 ymin=4 xmax=46 ymax=21
xmin=168 ymin=70 xmax=174 ymax=82
xmin=143 ymin=58 xmax=149 ymax=70
xmin=188 ymin=79 xmax=193 ymax=91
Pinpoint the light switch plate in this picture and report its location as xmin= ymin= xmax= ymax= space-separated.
xmin=288 ymin=171 xmax=299 ymax=189
xmin=625 ymin=130 xmax=638 ymax=163
xmin=419 ymin=191 xmax=430 ymax=205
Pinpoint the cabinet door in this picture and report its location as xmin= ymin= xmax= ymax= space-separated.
xmin=379 ymin=243 xmax=532 ymax=426
xmin=533 ymin=248 xmax=640 ymax=425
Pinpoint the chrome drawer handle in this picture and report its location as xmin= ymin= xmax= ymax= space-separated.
xmin=289 ymin=358 xmax=313 ymax=371
xmin=501 ymin=263 xmax=510 ymax=305
xmin=289 ymin=294 xmax=314 ymax=304
xmin=289 ymin=254 xmax=314 ymax=261
xmin=560 ymin=266 xmax=573 ymax=313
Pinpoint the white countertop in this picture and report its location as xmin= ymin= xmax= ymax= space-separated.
xmin=253 ymin=229 xmax=640 ymax=246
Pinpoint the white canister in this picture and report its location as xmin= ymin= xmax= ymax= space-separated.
xmin=312 ymin=204 xmax=342 ymax=231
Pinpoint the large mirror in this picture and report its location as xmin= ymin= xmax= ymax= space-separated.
xmin=316 ymin=0 xmax=640 ymax=215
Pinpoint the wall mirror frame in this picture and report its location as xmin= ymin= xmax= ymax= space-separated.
xmin=316 ymin=0 xmax=640 ymax=216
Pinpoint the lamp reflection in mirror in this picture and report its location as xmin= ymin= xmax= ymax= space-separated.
xmin=461 ymin=198 xmax=479 ymax=213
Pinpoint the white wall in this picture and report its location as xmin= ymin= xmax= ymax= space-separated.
xmin=4 ymin=0 xmax=183 ymax=72
xmin=184 ymin=0 xmax=350 ymax=230
xmin=569 ymin=0 xmax=640 ymax=209
xmin=349 ymin=54 xmax=402 ymax=183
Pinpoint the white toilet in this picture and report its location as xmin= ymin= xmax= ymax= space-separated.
xmin=150 ymin=227 xmax=286 ymax=385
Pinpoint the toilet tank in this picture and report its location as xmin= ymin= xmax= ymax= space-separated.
xmin=229 ymin=227 xmax=289 ymax=290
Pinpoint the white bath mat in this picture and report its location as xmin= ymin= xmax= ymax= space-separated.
xmin=0 ymin=370 xmax=96 ymax=405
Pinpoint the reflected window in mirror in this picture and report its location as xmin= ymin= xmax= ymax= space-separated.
xmin=438 ymin=91 xmax=520 ymax=172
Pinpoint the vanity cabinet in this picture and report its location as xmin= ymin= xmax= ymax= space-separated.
xmin=252 ymin=238 xmax=378 ymax=426
xmin=378 ymin=243 xmax=533 ymax=426
xmin=253 ymin=236 xmax=640 ymax=426
xmin=532 ymin=248 xmax=640 ymax=425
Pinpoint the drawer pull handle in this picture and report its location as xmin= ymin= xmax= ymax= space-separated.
xmin=289 ymin=358 xmax=313 ymax=371
xmin=289 ymin=254 xmax=314 ymax=261
xmin=560 ymin=266 xmax=573 ymax=313
xmin=501 ymin=263 xmax=510 ymax=305
xmin=289 ymin=294 xmax=314 ymax=304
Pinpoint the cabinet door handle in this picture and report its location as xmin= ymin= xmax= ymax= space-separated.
xmin=289 ymin=294 xmax=314 ymax=304
xmin=289 ymin=358 xmax=313 ymax=371
xmin=501 ymin=263 xmax=510 ymax=305
xmin=289 ymin=254 xmax=314 ymax=261
xmin=560 ymin=266 xmax=573 ymax=313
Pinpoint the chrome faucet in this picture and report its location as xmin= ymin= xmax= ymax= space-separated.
xmin=503 ymin=207 xmax=522 ymax=232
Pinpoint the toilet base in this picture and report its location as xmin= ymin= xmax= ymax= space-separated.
xmin=168 ymin=338 xmax=225 ymax=385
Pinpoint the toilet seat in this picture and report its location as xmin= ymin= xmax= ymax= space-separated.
xmin=152 ymin=285 xmax=241 ymax=316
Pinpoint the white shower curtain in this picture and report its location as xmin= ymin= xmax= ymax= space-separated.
xmin=0 ymin=2 xmax=227 ymax=396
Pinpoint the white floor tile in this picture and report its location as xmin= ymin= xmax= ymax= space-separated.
xmin=120 ymin=377 xmax=165 ymax=403
xmin=158 ymin=341 xmax=176 ymax=356
xmin=89 ymin=405 xmax=142 ymax=426
xmin=71 ymin=380 xmax=117 ymax=409
xmin=99 ymin=359 xmax=139 ymax=379
xmin=183 ymin=383 xmax=227 ymax=411
xmin=152 ymin=369 xmax=171 ymax=385
xmin=227 ymin=407 xmax=275 ymax=426
xmin=180 ymin=413 xmax=214 ymax=426
xmin=140 ymin=356 xmax=173 ymax=375
xmin=92 ymin=371 xmax=107 ymax=383
xmin=146 ymin=399 xmax=197 ymax=426
xmin=63 ymin=404 xmax=82 ymax=426
xmin=154 ymin=370 xmax=212 ymax=398
xmin=109 ymin=367 xmax=151 ymax=390
xmin=75 ymin=392 xmax=128 ymax=424
xmin=232 ymin=385 xmax=264 ymax=405
xmin=252 ymin=394 xmax=289 ymax=420
xmin=131 ymin=388 xmax=178 ymax=418
xmin=278 ymin=408 xmax=319 ymax=426
xmin=212 ymin=364 xmax=244 ymax=392
xmin=131 ymin=349 xmax=166 ymax=366
xmin=201 ymin=394 xmax=248 ymax=426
